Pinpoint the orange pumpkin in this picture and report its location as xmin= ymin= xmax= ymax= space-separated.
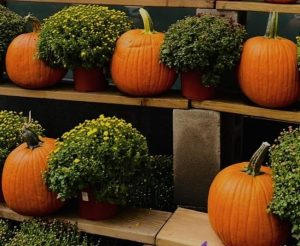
xmin=5 ymin=15 xmax=66 ymax=89
xmin=2 ymin=128 xmax=64 ymax=216
xmin=208 ymin=142 xmax=289 ymax=246
xmin=111 ymin=8 xmax=176 ymax=96
xmin=238 ymin=12 xmax=300 ymax=108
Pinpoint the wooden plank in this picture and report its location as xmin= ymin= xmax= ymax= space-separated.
xmin=156 ymin=207 xmax=223 ymax=246
xmin=0 ymin=82 xmax=188 ymax=109
xmin=192 ymin=97 xmax=300 ymax=123
xmin=13 ymin=0 xmax=215 ymax=8
xmin=216 ymin=1 xmax=300 ymax=14
xmin=0 ymin=203 xmax=172 ymax=245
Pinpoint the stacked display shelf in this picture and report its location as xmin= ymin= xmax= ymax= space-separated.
xmin=0 ymin=82 xmax=300 ymax=123
xmin=1 ymin=0 xmax=299 ymax=245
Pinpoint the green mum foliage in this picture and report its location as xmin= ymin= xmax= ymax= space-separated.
xmin=269 ymin=127 xmax=300 ymax=245
xmin=160 ymin=14 xmax=246 ymax=87
xmin=44 ymin=114 xmax=149 ymax=205
xmin=4 ymin=218 xmax=97 ymax=246
xmin=128 ymin=155 xmax=174 ymax=211
xmin=0 ymin=110 xmax=44 ymax=168
xmin=0 ymin=5 xmax=26 ymax=64
xmin=38 ymin=5 xmax=132 ymax=69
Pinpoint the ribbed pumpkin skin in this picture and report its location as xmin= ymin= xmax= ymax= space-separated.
xmin=2 ymin=137 xmax=64 ymax=216
xmin=111 ymin=30 xmax=176 ymax=96
xmin=5 ymin=32 xmax=66 ymax=89
xmin=208 ymin=163 xmax=289 ymax=246
xmin=238 ymin=37 xmax=300 ymax=108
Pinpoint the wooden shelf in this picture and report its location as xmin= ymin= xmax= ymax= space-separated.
xmin=0 ymin=82 xmax=188 ymax=109
xmin=192 ymin=96 xmax=300 ymax=123
xmin=156 ymin=207 xmax=223 ymax=246
xmin=0 ymin=203 xmax=172 ymax=245
xmin=13 ymin=0 xmax=215 ymax=8
xmin=216 ymin=1 xmax=300 ymax=13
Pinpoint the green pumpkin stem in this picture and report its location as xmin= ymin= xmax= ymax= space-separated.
xmin=265 ymin=11 xmax=278 ymax=39
xmin=139 ymin=8 xmax=156 ymax=34
xmin=22 ymin=128 xmax=42 ymax=149
xmin=244 ymin=142 xmax=270 ymax=176
xmin=24 ymin=13 xmax=41 ymax=33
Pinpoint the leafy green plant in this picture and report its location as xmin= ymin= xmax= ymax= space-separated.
xmin=0 ymin=219 xmax=15 ymax=246
xmin=128 ymin=155 xmax=174 ymax=211
xmin=38 ymin=5 xmax=132 ymax=69
xmin=0 ymin=5 xmax=25 ymax=65
xmin=160 ymin=14 xmax=246 ymax=87
xmin=296 ymin=36 xmax=300 ymax=67
xmin=5 ymin=218 xmax=98 ymax=246
xmin=0 ymin=110 xmax=44 ymax=168
xmin=269 ymin=126 xmax=300 ymax=245
xmin=44 ymin=114 xmax=149 ymax=205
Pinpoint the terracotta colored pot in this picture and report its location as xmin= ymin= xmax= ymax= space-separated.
xmin=181 ymin=71 xmax=216 ymax=101
xmin=73 ymin=67 xmax=107 ymax=92
xmin=78 ymin=191 xmax=118 ymax=220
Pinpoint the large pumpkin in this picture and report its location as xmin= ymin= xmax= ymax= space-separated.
xmin=238 ymin=12 xmax=300 ymax=108
xmin=5 ymin=15 xmax=66 ymax=89
xmin=111 ymin=8 xmax=176 ymax=96
xmin=2 ymin=128 xmax=64 ymax=216
xmin=208 ymin=142 xmax=289 ymax=246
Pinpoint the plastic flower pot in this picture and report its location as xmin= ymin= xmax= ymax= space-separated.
xmin=181 ymin=70 xmax=216 ymax=101
xmin=73 ymin=67 xmax=107 ymax=92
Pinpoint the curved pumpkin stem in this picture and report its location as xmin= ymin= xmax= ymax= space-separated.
xmin=22 ymin=112 xmax=42 ymax=149
xmin=139 ymin=8 xmax=156 ymax=34
xmin=24 ymin=13 xmax=41 ymax=33
xmin=22 ymin=127 xmax=42 ymax=149
xmin=265 ymin=11 xmax=278 ymax=39
xmin=244 ymin=142 xmax=270 ymax=176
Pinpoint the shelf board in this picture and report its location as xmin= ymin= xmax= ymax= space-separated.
xmin=13 ymin=0 xmax=215 ymax=8
xmin=192 ymin=96 xmax=300 ymax=123
xmin=216 ymin=1 xmax=300 ymax=13
xmin=0 ymin=203 xmax=172 ymax=245
xmin=156 ymin=207 xmax=223 ymax=246
xmin=0 ymin=82 xmax=188 ymax=109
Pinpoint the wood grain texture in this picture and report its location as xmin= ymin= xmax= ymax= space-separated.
xmin=156 ymin=207 xmax=223 ymax=246
xmin=216 ymin=1 xmax=300 ymax=13
xmin=192 ymin=97 xmax=300 ymax=123
xmin=0 ymin=82 xmax=188 ymax=109
xmin=13 ymin=0 xmax=214 ymax=8
xmin=0 ymin=203 xmax=171 ymax=245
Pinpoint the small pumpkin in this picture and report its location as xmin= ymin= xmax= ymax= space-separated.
xmin=5 ymin=15 xmax=66 ymax=89
xmin=2 ymin=127 xmax=64 ymax=216
xmin=111 ymin=8 xmax=176 ymax=96
xmin=238 ymin=12 xmax=300 ymax=108
xmin=208 ymin=142 xmax=289 ymax=246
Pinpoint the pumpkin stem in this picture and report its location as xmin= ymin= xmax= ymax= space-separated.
xmin=244 ymin=142 xmax=270 ymax=176
xmin=24 ymin=13 xmax=41 ymax=33
xmin=265 ymin=11 xmax=278 ymax=39
xmin=22 ymin=112 xmax=42 ymax=149
xmin=139 ymin=8 xmax=156 ymax=34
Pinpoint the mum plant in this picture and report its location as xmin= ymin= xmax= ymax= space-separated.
xmin=160 ymin=14 xmax=246 ymax=87
xmin=0 ymin=110 xmax=44 ymax=167
xmin=0 ymin=6 xmax=25 ymax=67
xmin=38 ymin=5 xmax=132 ymax=69
xmin=269 ymin=127 xmax=300 ymax=245
xmin=44 ymin=115 xmax=148 ymax=205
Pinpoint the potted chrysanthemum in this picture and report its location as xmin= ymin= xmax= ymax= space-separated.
xmin=38 ymin=5 xmax=132 ymax=92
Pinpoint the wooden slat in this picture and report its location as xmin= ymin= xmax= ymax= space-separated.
xmin=216 ymin=1 xmax=300 ymax=14
xmin=0 ymin=203 xmax=172 ymax=245
xmin=192 ymin=97 xmax=300 ymax=123
xmin=13 ymin=0 xmax=215 ymax=8
xmin=156 ymin=207 xmax=223 ymax=246
xmin=0 ymin=82 xmax=189 ymax=109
